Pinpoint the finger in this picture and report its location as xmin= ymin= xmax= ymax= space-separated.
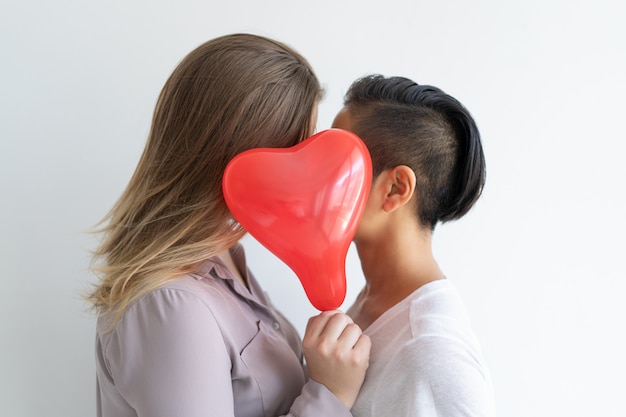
xmin=339 ymin=332 xmax=371 ymax=369
xmin=337 ymin=322 xmax=364 ymax=348
xmin=305 ymin=310 xmax=343 ymax=338
xmin=353 ymin=333 xmax=372 ymax=359
xmin=318 ymin=312 xmax=354 ymax=341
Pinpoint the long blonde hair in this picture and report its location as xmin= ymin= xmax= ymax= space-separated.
xmin=87 ymin=33 xmax=322 ymax=326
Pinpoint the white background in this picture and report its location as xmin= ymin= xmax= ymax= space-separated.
xmin=1 ymin=1 xmax=625 ymax=416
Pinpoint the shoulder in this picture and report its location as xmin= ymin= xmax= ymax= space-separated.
xmin=96 ymin=275 xmax=222 ymax=331
xmin=408 ymin=279 xmax=477 ymax=342
xmin=368 ymin=323 xmax=495 ymax=416
xmin=403 ymin=279 xmax=488 ymax=372
xmin=97 ymin=273 xmax=253 ymax=355
xmin=95 ymin=275 xmax=245 ymax=416
xmin=372 ymin=280 xmax=495 ymax=415
xmin=97 ymin=277 xmax=225 ymax=348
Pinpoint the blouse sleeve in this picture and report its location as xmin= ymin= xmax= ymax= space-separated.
xmin=287 ymin=380 xmax=351 ymax=417
xmin=102 ymin=288 xmax=235 ymax=417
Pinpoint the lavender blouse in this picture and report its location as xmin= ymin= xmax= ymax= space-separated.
xmin=95 ymin=244 xmax=349 ymax=417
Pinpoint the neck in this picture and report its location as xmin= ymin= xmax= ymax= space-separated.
xmin=348 ymin=226 xmax=444 ymax=329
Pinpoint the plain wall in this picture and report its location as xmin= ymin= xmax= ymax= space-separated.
xmin=1 ymin=0 xmax=625 ymax=416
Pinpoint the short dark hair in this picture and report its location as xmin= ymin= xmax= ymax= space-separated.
xmin=343 ymin=74 xmax=486 ymax=230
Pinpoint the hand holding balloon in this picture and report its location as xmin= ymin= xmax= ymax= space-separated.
xmin=222 ymin=129 xmax=372 ymax=310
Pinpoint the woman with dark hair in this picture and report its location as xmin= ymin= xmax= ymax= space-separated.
xmin=332 ymin=74 xmax=496 ymax=416
xmin=87 ymin=34 xmax=370 ymax=417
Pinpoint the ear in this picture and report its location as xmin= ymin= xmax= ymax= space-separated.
xmin=382 ymin=166 xmax=416 ymax=212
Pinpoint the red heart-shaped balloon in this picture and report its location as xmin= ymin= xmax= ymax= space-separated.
xmin=222 ymin=129 xmax=372 ymax=310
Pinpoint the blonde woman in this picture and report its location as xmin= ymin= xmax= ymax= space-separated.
xmin=87 ymin=34 xmax=370 ymax=417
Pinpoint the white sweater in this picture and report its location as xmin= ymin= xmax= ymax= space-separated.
xmin=351 ymin=279 xmax=496 ymax=417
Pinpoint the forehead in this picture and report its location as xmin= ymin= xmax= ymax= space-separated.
xmin=331 ymin=107 xmax=354 ymax=131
